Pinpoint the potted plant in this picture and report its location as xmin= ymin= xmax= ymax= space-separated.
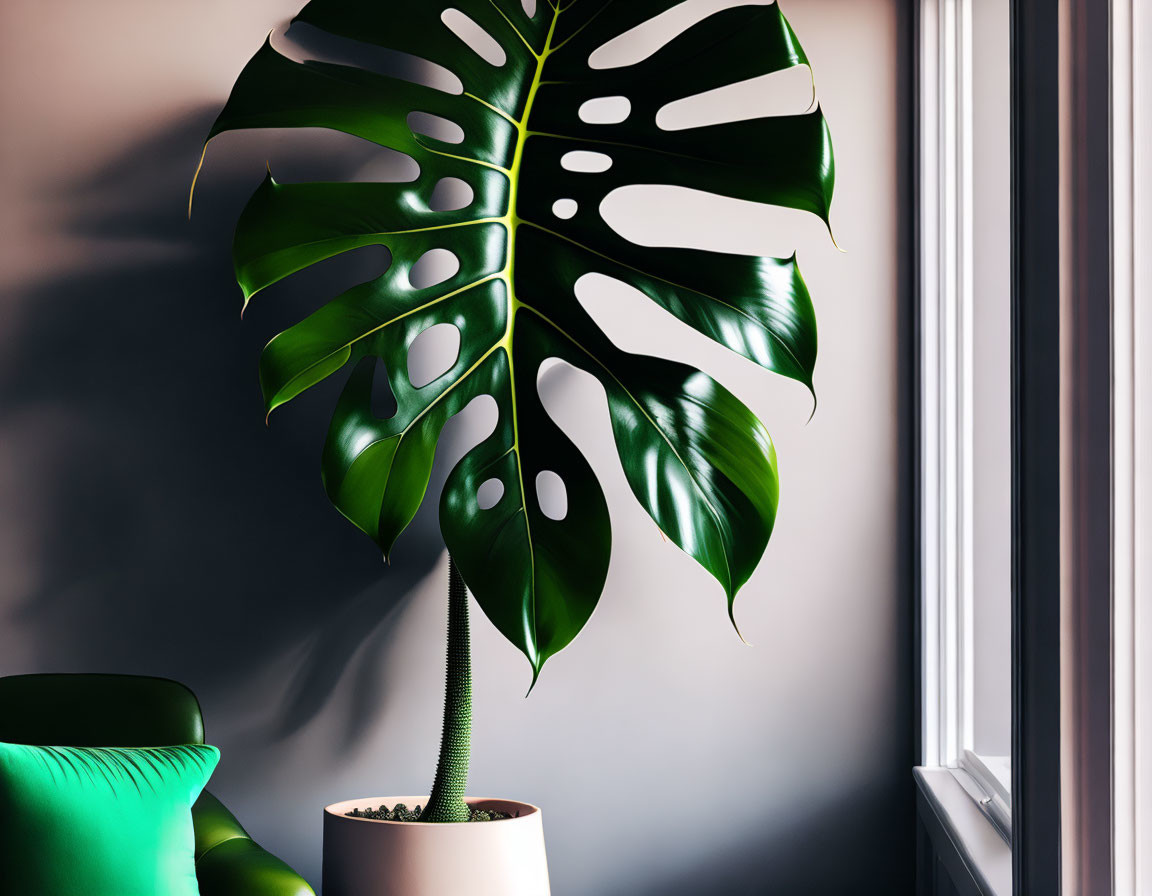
xmin=197 ymin=1 xmax=834 ymax=893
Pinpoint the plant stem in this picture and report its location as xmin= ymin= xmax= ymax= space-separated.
xmin=419 ymin=555 xmax=472 ymax=823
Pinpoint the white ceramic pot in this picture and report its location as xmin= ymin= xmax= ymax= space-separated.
xmin=323 ymin=796 xmax=551 ymax=896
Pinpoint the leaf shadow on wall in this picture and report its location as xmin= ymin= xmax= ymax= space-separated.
xmin=0 ymin=105 xmax=463 ymax=753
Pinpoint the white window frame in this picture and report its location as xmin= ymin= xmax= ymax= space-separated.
xmin=919 ymin=0 xmax=976 ymax=775
xmin=918 ymin=0 xmax=1013 ymax=856
xmin=1111 ymin=1 xmax=1150 ymax=891
xmin=921 ymin=0 xmax=1152 ymax=891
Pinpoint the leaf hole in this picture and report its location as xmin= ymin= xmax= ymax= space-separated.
xmin=601 ymin=184 xmax=810 ymax=257
xmin=589 ymin=4 xmax=725 ymax=71
xmin=535 ymin=471 xmax=568 ymax=521
xmin=408 ymin=323 xmax=461 ymax=389
xmin=521 ymin=0 xmax=537 ymax=16
xmin=352 ymin=149 xmax=420 ymax=184
xmin=578 ymin=96 xmax=631 ymax=125
xmin=561 ymin=151 xmax=613 ymax=173
xmin=441 ymin=9 xmax=507 ymax=66
xmin=477 ymin=478 xmax=504 ymax=510
xmin=552 ymin=199 xmax=578 ymax=220
xmin=657 ymin=68 xmax=815 ymax=132
xmin=573 ymin=273 xmax=670 ymax=354
xmin=409 ymin=248 xmax=460 ymax=289
xmin=429 ymin=177 xmax=474 ymax=212
xmin=438 ymin=394 xmax=500 ymax=472
xmin=407 ymin=111 xmax=464 ymax=144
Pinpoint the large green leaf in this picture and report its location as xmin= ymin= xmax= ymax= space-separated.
xmin=202 ymin=0 xmax=833 ymax=680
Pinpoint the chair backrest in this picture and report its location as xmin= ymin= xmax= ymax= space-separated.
xmin=0 ymin=673 xmax=205 ymax=747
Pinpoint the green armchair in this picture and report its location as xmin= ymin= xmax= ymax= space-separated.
xmin=0 ymin=673 xmax=314 ymax=896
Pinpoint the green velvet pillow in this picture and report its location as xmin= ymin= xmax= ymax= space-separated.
xmin=0 ymin=741 xmax=219 ymax=896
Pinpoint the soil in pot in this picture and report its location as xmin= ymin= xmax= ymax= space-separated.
xmin=345 ymin=803 xmax=516 ymax=823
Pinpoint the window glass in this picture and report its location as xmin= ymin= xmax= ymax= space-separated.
xmin=970 ymin=0 xmax=1012 ymax=785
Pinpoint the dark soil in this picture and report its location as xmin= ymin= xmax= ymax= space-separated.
xmin=345 ymin=803 xmax=516 ymax=823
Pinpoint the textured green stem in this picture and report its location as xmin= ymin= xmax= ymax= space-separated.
xmin=419 ymin=556 xmax=472 ymax=823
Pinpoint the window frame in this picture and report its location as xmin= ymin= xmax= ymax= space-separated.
xmin=1108 ymin=1 xmax=1150 ymax=891
xmin=917 ymin=0 xmax=1066 ymax=891
xmin=918 ymin=0 xmax=977 ymax=778
xmin=917 ymin=0 xmax=1013 ymax=797
xmin=920 ymin=1 xmax=1150 ymax=893
xmin=1007 ymin=0 xmax=1063 ymax=891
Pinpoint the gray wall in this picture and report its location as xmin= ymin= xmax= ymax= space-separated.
xmin=0 ymin=1 xmax=915 ymax=893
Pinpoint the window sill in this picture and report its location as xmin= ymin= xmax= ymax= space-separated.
xmin=958 ymin=751 xmax=1011 ymax=842
xmin=915 ymin=767 xmax=1012 ymax=896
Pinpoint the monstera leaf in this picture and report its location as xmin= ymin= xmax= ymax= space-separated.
xmin=201 ymin=0 xmax=833 ymax=681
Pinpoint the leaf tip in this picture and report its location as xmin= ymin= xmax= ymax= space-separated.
xmin=729 ymin=606 xmax=753 ymax=647
xmin=188 ymin=142 xmax=209 ymax=220
xmin=238 ymin=279 xmax=262 ymax=318
xmin=525 ymin=657 xmax=544 ymax=697
xmin=818 ymin=204 xmax=842 ymax=252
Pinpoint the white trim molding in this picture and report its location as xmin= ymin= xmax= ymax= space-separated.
xmin=1111 ymin=1 xmax=1151 ymax=892
xmin=919 ymin=0 xmax=975 ymax=771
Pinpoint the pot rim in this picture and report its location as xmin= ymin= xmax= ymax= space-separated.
xmin=324 ymin=796 xmax=542 ymax=826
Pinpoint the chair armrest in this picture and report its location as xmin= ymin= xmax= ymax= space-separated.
xmin=194 ymin=790 xmax=250 ymax=857
xmin=196 ymin=837 xmax=315 ymax=896
xmin=193 ymin=790 xmax=315 ymax=896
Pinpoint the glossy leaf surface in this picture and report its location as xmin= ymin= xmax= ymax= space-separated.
xmin=204 ymin=0 xmax=834 ymax=679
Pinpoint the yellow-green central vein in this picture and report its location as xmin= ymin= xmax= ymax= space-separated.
xmin=501 ymin=4 xmax=562 ymax=673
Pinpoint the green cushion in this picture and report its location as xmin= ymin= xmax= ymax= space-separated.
xmin=0 ymin=742 xmax=219 ymax=896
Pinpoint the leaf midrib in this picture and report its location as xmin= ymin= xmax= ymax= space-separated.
xmin=338 ymin=1 xmax=566 ymax=671
xmin=502 ymin=3 xmax=563 ymax=677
